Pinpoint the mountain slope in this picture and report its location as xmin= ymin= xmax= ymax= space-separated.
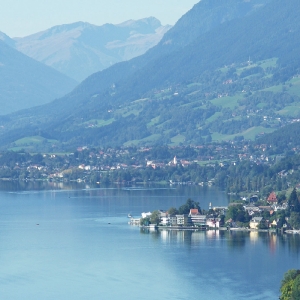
xmin=152 ymin=0 xmax=272 ymax=55
xmin=1 ymin=0 xmax=298 ymax=150
xmin=12 ymin=18 xmax=171 ymax=82
xmin=0 ymin=41 xmax=77 ymax=115
xmin=0 ymin=31 xmax=15 ymax=48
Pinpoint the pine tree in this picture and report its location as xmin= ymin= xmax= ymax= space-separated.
xmin=288 ymin=188 xmax=300 ymax=212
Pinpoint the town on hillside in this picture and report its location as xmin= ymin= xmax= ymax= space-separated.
xmin=0 ymin=140 xmax=300 ymax=193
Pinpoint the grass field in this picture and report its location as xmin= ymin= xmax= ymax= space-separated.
xmin=205 ymin=112 xmax=223 ymax=123
xmin=288 ymin=77 xmax=300 ymax=97
xmin=212 ymin=126 xmax=276 ymax=141
xmin=262 ymin=85 xmax=283 ymax=93
xmin=235 ymin=57 xmax=278 ymax=75
xmin=257 ymin=58 xmax=278 ymax=70
xmin=124 ymin=134 xmax=162 ymax=146
xmin=147 ymin=116 xmax=160 ymax=127
xmin=14 ymin=136 xmax=58 ymax=146
xmin=9 ymin=136 xmax=59 ymax=152
xmin=210 ymin=94 xmax=241 ymax=109
xmin=171 ymin=134 xmax=185 ymax=145
xmin=277 ymin=105 xmax=300 ymax=117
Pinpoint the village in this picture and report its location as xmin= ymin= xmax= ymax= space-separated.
xmin=0 ymin=140 xmax=297 ymax=186
xmin=129 ymin=191 xmax=297 ymax=233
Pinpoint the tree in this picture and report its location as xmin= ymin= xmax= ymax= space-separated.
xmin=168 ymin=207 xmax=178 ymax=216
xmin=140 ymin=217 xmax=150 ymax=226
xmin=277 ymin=192 xmax=287 ymax=205
xmin=150 ymin=211 xmax=161 ymax=225
xmin=280 ymin=280 xmax=294 ymax=300
xmin=226 ymin=204 xmax=248 ymax=222
xmin=178 ymin=198 xmax=201 ymax=214
xmin=280 ymin=269 xmax=300 ymax=300
xmin=291 ymin=274 xmax=300 ymax=300
xmin=288 ymin=188 xmax=300 ymax=212
xmin=290 ymin=212 xmax=300 ymax=230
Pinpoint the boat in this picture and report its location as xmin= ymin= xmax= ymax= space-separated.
xmin=127 ymin=214 xmax=132 ymax=218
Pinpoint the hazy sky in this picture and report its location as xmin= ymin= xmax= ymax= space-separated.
xmin=0 ymin=0 xmax=199 ymax=37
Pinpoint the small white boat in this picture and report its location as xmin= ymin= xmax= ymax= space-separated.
xmin=127 ymin=214 xmax=132 ymax=218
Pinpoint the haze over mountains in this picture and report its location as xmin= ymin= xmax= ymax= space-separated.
xmin=0 ymin=40 xmax=77 ymax=115
xmin=1 ymin=0 xmax=300 ymax=152
xmin=2 ymin=17 xmax=171 ymax=82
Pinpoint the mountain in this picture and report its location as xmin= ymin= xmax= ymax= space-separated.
xmin=0 ymin=31 xmax=15 ymax=48
xmin=0 ymin=40 xmax=77 ymax=115
xmin=151 ymin=0 xmax=273 ymax=55
xmin=0 ymin=0 xmax=299 ymax=152
xmin=11 ymin=17 xmax=171 ymax=82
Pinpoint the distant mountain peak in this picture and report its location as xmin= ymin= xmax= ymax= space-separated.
xmin=117 ymin=17 xmax=163 ymax=29
xmin=9 ymin=17 xmax=171 ymax=81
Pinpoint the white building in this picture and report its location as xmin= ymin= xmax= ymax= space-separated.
xmin=188 ymin=209 xmax=206 ymax=227
xmin=141 ymin=212 xmax=152 ymax=218
xmin=206 ymin=218 xmax=221 ymax=228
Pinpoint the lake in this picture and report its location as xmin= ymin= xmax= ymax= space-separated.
xmin=0 ymin=183 xmax=299 ymax=299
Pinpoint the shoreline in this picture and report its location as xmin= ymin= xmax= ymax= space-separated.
xmin=139 ymin=225 xmax=279 ymax=233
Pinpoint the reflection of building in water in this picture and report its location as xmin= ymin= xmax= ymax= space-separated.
xmin=249 ymin=231 xmax=259 ymax=243
xmin=160 ymin=230 xmax=169 ymax=243
xmin=269 ymin=233 xmax=277 ymax=254
xmin=191 ymin=231 xmax=206 ymax=244
xmin=206 ymin=230 xmax=220 ymax=239
xmin=176 ymin=230 xmax=186 ymax=243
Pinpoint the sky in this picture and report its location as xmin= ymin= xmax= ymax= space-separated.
xmin=0 ymin=0 xmax=199 ymax=38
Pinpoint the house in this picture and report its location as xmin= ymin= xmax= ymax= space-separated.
xmin=161 ymin=217 xmax=170 ymax=226
xmin=267 ymin=192 xmax=278 ymax=205
xmin=244 ymin=204 xmax=260 ymax=215
xmin=206 ymin=218 xmax=221 ymax=228
xmin=169 ymin=216 xmax=177 ymax=226
xmin=250 ymin=217 xmax=263 ymax=229
xmin=258 ymin=206 xmax=273 ymax=212
xmin=270 ymin=219 xmax=280 ymax=228
xmin=176 ymin=214 xmax=188 ymax=226
xmin=188 ymin=209 xmax=206 ymax=227
xmin=158 ymin=210 xmax=167 ymax=218
xmin=141 ymin=212 xmax=152 ymax=218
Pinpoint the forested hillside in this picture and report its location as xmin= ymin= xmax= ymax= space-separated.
xmin=0 ymin=0 xmax=299 ymax=151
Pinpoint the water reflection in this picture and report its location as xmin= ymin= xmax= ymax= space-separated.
xmin=0 ymin=180 xmax=87 ymax=191
xmin=277 ymin=234 xmax=300 ymax=255
xmin=140 ymin=228 xmax=300 ymax=254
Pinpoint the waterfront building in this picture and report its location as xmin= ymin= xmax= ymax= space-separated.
xmin=161 ymin=216 xmax=170 ymax=226
xmin=188 ymin=209 xmax=207 ymax=227
xmin=141 ymin=212 xmax=152 ymax=218
xmin=250 ymin=217 xmax=263 ymax=229
xmin=129 ymin=218 xmax=141 ymax=226
xmin=176 ymin=214 xmax=188 ymax=226
xmin=206 ymin=218 xmax=221 ymax=228
xmin=169 ymin=216 xmax=177 ymax=226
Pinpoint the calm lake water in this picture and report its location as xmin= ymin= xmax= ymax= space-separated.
xmin=0 ymin=182 xmax=299 ymax=299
